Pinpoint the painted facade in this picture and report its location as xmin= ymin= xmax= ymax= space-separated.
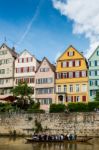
xmin=0 ymin=43 xmax=17 ymax=96
xmin=15 ymin=50 xmax=40 ymax=100
xmin=88 ymin=46 xmax=99 ymax=101
xmin=35 ymin=57 xmax=56 ymax=111
xmin=56 ymin=45 xmax=89 ymax=103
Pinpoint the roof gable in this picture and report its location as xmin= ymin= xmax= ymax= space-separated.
xmin=0 ymin=43 xmax=18 ymax=58
xmin=36 ymin=57 xmax=55 ymax=73
xmin=88 ymin=46 xmax=99 ymax=60
xmin=57 ymin=45 xmax=84 ymax=61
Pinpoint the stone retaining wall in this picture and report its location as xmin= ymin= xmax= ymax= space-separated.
xmin=0 ymin=112 xmax=99 ymax=137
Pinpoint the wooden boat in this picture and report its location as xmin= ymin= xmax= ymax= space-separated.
xmin=26 ymin=138 xmax=64 ymax=143
xmin=26 ymin=137 xmax=93 ymax=143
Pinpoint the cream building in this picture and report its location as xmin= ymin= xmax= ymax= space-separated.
xmin=14 ymin=50 xmax=40 ymax=100
xmin=0 ymin=43 xmax=17 ymax=96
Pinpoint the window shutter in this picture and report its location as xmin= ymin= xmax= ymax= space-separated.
xmin=67 ymin=62 xmax=69 ymax=67
xmin=66 ymin=97 xmax=68 ymax=102
xmin=21 ymin=68 xmax=23 ymax=73
xmin=90 ymin=91 xmax=92 ymax=96
xmin=61 ymin=62 xmax=63 ymax=68
xmin=95 ymin=70 xmax=97 ymax=76
xmin=18 ymin=59 xmax=19 ymax=63
xmin=61 ymin=73 xmax=63 ymax=79
xmin=95 ymin=80 xmax=97 ymax=86
xmin=16 ymin=68 xmax=17 ymax=73
xmin=73 ymin=51 xmax=75 ymax=56
xmin=74 ymin=96 xmax=76 ymax=102
xmin=55 ymin=73 xmax=57 ymax=79
xmin=67 ymin=52 xmax=69 ymax=56
xmin=89 ymin=71 xmax=91 ymax=76
xmin=79 ymin=71 xmax=82 ymax=77
xmin=16 ymin=79 xmax=17 ymax=84
xmin=73 ymin=72 xmax=75 ymax=78
xmin=22 ymin=58 xmax=24 ymax=63
xmin=73 ymin=60 xmax=75 ymax=67
xmin=90 ymin=80 xmax=92 ymax=86
xmin=89 ymin=61 xmax=91 ymax=66
xmin=86 ymin=71 xmax=87 ymax=77
xmin=28 ymin=67 xmax=29 ymax=72
xmin=95 ymin=60 xmax=97 ymax=66
xmin=71 ymin=96 xmax=73 ymax=102
xmin=27 ymin=58 xmax=28 ymax=62
xmin=67 ymin=72 xmax=69 ymax=78
xmin=79 ymin=60 xmax=81 ymax=66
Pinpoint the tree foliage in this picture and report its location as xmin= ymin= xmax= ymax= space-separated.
xmin=11 ymin=82 xmax=33 ymax=106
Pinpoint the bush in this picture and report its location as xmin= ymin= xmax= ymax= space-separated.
xmin=27 ymin=109 xmax=45 ymax=113
xmin=50 ymin=104 xmax=66 ymax=113
xmin=88 ymin=102 xmax=99 ymax=111
xmin=68 ymin=103 xmax=88 ymax=112
xmin=0 ymin=103 xmax=13 ymax=112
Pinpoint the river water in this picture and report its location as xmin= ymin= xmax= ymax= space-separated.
xmin=0 ymin=137 xmax=99 ymax=150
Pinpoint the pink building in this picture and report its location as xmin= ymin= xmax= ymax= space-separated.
xmin=35 ymin=57 xmax=56 ymax=111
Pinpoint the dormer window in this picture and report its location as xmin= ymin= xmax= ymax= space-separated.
xmin=68 ymin=51 xmax=74 ymax=56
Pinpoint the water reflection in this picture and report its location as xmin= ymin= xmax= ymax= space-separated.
xmin=0 ymin=137 xmax=97 ymax=150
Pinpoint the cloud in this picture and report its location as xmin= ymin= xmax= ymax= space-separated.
xmin=16 ymin=0 xmax=43 ymax=46
xmin=52 ymin=0 xmax=99 ymax=58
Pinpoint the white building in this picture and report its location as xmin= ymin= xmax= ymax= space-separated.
xmin=15 ymin=50 xmax=40 ymax=100
xmin=0 ymin=43 xmax=17 ymax=96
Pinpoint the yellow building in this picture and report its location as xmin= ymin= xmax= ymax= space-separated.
xmin=56 ymin=45 xmax=89 ymax=103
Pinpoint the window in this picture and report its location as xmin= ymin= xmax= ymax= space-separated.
xmin=29 ymin=66 xmax=33 ymax=72
xmin=68 ymin=51 xmax=74 ymax=56
xmin=82 ymin=71 xmax=86 ymax=77
xmin=58 ymin=85 xmax=61 ymax=92
xmin=97 ymin=51 xmax=99 ymax=56
xmin=82 ymin=84 xmax=87 ymax=92
xmin=69 ymin=85 xmax=73 ymax=92
xmin=90 ymin=90 xmax=96 ymax=96
xmin=97 ymin=61 xmax=99 ymax=66
xmin=63 ymin=73 xmax=67 ymax=78
xmin=17 ymin=68 xmax=21 ymax=73
xmin=0 ymin=50 xmax=7 ymax=55
xmin=67 ymin=96 xmax=73 ymax=102
xmin=90 ymin=71 xmax=95 ymax=76
xmin=28 ymin=57 xmax=32 ymax=62
xmin=69 ymin=61 xmax=73 ymax=67
xmin=97 ymin=80 xmax=99 ymax=86
xmin=40 ymin=68 xmax=49 ymax=72
xmin=23 ymin=67 xmax=28 ymax=72
xmin=76 ymin=96 xmax=80 ymax=102
xmin=75 ymin=60 xmax=79 ymax=67
xmin=64 ymin=85 xmax=67 ymax=92
xmin=19 ymin=58 xmax=22 ymax=63
xmin=0 ymin=69 xmax=5 ymax=74
xmin=97 ymin=70 xmax=99 ymax=76
xmin=69 ymin=72 xmax=73 ymax=78
xmin=0 ymin=79 xmax=4 ymax=84
xmin=24 ymin=58 xmax=27 ymax=63
xmin=76 ymin=84 xmax=80 ymax=92
xmin=62 ymin=61 xmax=67 ymax=67
xmin=75 ymin=71 xmax=79 ymax=78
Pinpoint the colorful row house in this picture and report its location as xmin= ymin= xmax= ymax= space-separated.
xmin=55 ymin=46 xmax=89 ymax=103
xmin=1 ymin=43 xmax=99 ymax=110
xmin=0 ymin=43 xmax=17 ymax=98
xmin=14 ymin=50 xmax=40 ymax=100
xmin=35 ymin=57 xmax=56 ymax=111
xmin=88 ymin=46 xmax=99 ymax=101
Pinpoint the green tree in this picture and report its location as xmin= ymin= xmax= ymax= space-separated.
xmin=11 ymin=82 xmax=33 ymax=107
xmin=94 ymin=90 xmax=99 ymax=101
